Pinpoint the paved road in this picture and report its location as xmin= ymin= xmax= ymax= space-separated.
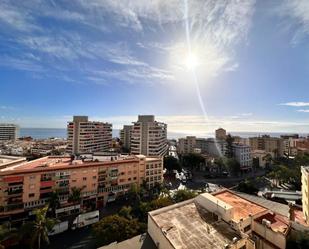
xmin=47 ymin=227 xmax=96 ymax=249
xmin=47 ymin=201 xmax=127 ymax=249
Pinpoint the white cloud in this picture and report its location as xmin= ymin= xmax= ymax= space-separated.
xmin=297 ymin=109 xmax=309 ymax=113
xmin=280 ymin=102 xmax=309 ymax=107
xmin=278 ymin=0 xmax=309 ymax=44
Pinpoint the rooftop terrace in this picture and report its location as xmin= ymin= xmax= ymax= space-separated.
xmin=214 ymin=190 xmax=266 ymax=222
xmin=150 ymin=200 xmax=240 ymax=249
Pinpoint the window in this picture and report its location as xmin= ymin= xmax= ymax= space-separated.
xmin=72 ymin=179 xmax=77 ymax=183
xmin=29 ymin=184 xmax=35 ymax=189
xmin=133 ymin=177 xmax=137 ymax=180
xmin=92 ymin=176 xmax=97 ymax=179
xmin=92 ymin=183 xmax=96 ymax=187
xmin=128 ymin=178 xmax=131 ymax=181
xmin=29 ymin=193 xmax=35 ymax=198
xmin=29 ymin=175 xmax=36 ymax=180
xmin=83 ymin=177 xmax=87 ymax=181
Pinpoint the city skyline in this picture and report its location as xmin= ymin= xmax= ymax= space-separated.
xmin=1 ymin=1 xmax=309 ymax=133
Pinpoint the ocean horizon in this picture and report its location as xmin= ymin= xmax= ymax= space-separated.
xmin=19 ymin=128 xmax=309 ymax=140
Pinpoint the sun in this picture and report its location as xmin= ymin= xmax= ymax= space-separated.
xmin=185 ymin=52 xmax=199 ymax=70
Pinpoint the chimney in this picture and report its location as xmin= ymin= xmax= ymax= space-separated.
xmin=288 ymin=203 xmax=295 ymax=222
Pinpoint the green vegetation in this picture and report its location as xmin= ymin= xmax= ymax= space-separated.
xmin=164 ymin=155 xmax=181 ymax=172
xmin=92 ymin=187 xmax=197 ymax=247
xmin=92 ymin=215 xmax=145 ymax=246
xmin=20 ymin=206 xmax=56 ymax=249
xmin=68 ymin=187 xmax=82 ymax=204
xmin=181 ymin=153 xmax=204 ymax=170
xmin=237 ymin=179 xmax=259 ymax=194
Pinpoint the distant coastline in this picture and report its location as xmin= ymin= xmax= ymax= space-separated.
xmin=19 ymin=128 xmax=309 ymax=140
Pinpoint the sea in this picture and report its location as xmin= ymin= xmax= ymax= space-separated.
xmin=19 ymin=128 xmax=309 ymax=140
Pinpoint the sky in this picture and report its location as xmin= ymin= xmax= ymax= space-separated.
xmin=1 ymin=0 xmax=309 ymax=136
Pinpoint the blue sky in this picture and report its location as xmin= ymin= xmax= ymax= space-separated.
xmin=1 ymin=0 xmax=309 ymax=135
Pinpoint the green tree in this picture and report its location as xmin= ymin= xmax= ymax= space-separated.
xmin=48 ymin=190 xmax=60 ymax=217
xmin=225 ymin=158 xmax=240 ymax=176
xmin=182 ymin=153 xmax=204 ymax=170
xmin=0 ymin=223 xmax=18 ymax=249
xmin=172 ymin=189 xmax=198 ymax=203
xmin=68 ymin=187 xmax=82 ymax=204
xmin=92 ymin=215 xmax=144 ymax=247
xmin=118 ymin=206 xmax=133 ymax=220
xmin=21 ymin=206 xmax=56 ymax=249
xmin=237 ymin=179 xmax=259 ymax=194
xmin=164 ymin=156 xmax=181 ymax=172
xmin=225 ymin=134 xmax=234 ymax=158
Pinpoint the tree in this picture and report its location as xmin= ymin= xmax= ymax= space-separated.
xmin=263 ymin=153 xmax=272 ymax=167
xmin=118 ymin=206 xmax=133 ymax=220
xmin=225 ymin=158 xmax=240 ymax=176
xmin=0 ymin=224 xmax=18 ymax=249
xmin=68 ymin=187 xmax=82 ymax=204
xmin=237 ymin=179 xmax=259 ymax=194
xmin=182 ymin=153 xmax=204 ymax=170
xmin=225 ymin=134 xmax=234 ymax=158
xmin=92 ymin=215 xmax=145 ymax=247
xmin=164 ymin=156 xmax=181 ymax=172
xmin=21 ymin=206 xmax=56 ymax=249
xmin=48 ymin=190 xmax=60 ymax=217
xmin=172 ymin=189 xmax=198 ymax=203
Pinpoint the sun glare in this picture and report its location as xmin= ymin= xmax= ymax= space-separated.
xmin=185 ymin=52 xmax=199 ymax=70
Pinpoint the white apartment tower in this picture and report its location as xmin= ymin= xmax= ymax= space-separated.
xmin=131 ymin=115 xmax=168 ymax=156
xmin=0 ymin=124 xmax=19 ymax=141
xmin=67 ymin=116 xmax=112 ymax=155
xmin=120 ymin=125 xmax=133 ymax=150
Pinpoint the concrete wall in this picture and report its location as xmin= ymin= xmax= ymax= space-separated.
xmin=195 ymin=193 xmax=234 ymax=222
xmin=147 ymin=214 xmax=174 ymax=249
xmin=252 ymin=221 xmax=286 ymax=249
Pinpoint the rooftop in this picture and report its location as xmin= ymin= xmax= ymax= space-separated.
xmin=214 ymin=190 xmax=266 ymax=222
xmin=98 ymin=234 xmax=156 ymax=249
xmin=0 ymin=154 xmax=145 ymax=175
xmin=0 ymin=155 xmax=27 ymax=169
xmin=149 ymin=200 xmax=240 ymax=249
xmin=254 ymin=212 xmax=290 ymax=235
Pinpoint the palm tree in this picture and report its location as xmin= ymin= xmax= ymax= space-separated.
xmin=48 ymin=190 xmax=60 ymax=217
xmin=68 ymin=187 xmax=82 ymax=204
xmin=22 ymin=206 xmax=56 ymax=249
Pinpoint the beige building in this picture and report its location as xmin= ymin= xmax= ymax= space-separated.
xmin=302 ymin=166 xmax=309 ymax=223
xmin=120 ymin=125 xmax=133 ymax=150
xmin=215 ymin=128 xmax=227 ymax=140
xmin=67 ymin=116 xmax=112 ymax=155
xmin=131 ymin=115 xmax=168 ymax=156
xmin=178 ymin=136 xmax=197 ymax=154
xmin=0 ymin=124 xmax=19 ymax=141
xmin=249 ymin=136 xmax=284 ymax=158
xmin=0 ymin=154 xmax=163 ymax=218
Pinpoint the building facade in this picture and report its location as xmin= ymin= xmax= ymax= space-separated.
xmin=215 ymin=128 xmax=227 ymax=140
xmin=120 ymin=125 xmax=133 ymax=150
xmin=131 ymin=115 xmax=168 ymax=156
xmin=67 ymin=116 xmax=112 ymax=155
xmin=0 ymin=124 xmax=18 ymax=141
xmin=232 ymin=143 xmax=252 ymax=170
xmin=302 ymin=166 xmax=309 ymax=223
xmin=0 ymin=154 xmax=163 ymax=218
xmin=249 ymin=136 xmax=284 ymax=158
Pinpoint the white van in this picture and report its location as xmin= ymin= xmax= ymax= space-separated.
xmin=48 ymin=221 xmax=69 ymax=236
xmin=71 ymin=210 xmax=99 ymax=230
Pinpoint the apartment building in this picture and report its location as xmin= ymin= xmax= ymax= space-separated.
xmin=0 ymin=124 xmax=19 ymax=141
xmin=178 ymin=136 xmax=197 ymax=154
xmin=232 ymin=143 xmax=252 ymax=170
xmin=215 ymin=127 xmax=226 ymax=140
xmin=131 ymin=115 xmax=168 ymax=156
xmin=120 ymin=125 xmax=133 ymax=150
xmin=0 ymin=154 xmax=163 ymax=218
xmin=249 ymin=136 xmax=284 ymax=158
xmin=67 ymin=116 xmax=112 ymax=155
xmin=206 ymin=138 xmax=227 ymax=157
